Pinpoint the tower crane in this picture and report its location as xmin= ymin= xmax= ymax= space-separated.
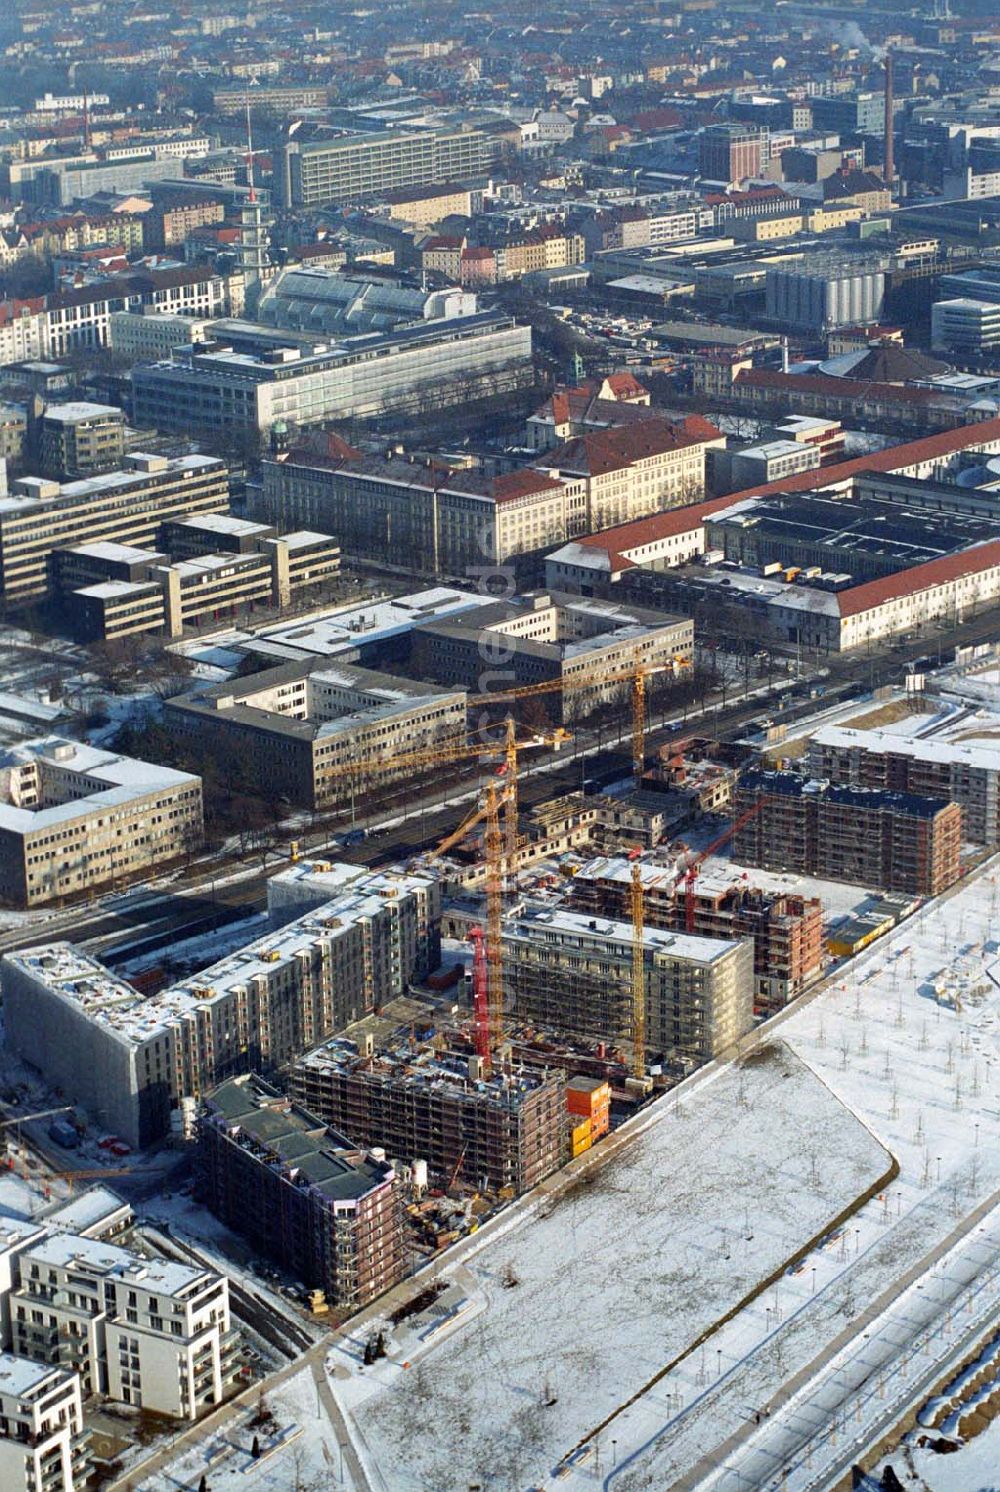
xmin=675 ymin=802 xmax=763 ymax=934
xmin=631 ymin=861 xmax=646 ymax=1081
xmin=477 ymin=655 xmax=689 ymax=786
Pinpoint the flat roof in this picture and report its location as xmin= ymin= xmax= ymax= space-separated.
xmin=0 ymin=737 xmax=198 ymax=834
xmin=506 ymin=904 xmax=742 ymax=964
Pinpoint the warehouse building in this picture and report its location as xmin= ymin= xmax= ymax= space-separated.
xmin=289 ymin=1038 xmax=567 ymax=1196
xmin=200 ymin=1075 xmax=404 ymax=1310
xmin=570 ymin=857 xmax=823 ymax=1010
xmin=410 ymin=592 xmax=692 ymax=723
xmin=733 ymin=770 xmax=961 ymax=897
xmin=808 ymin=725 xmax=1000 ymax=846
xmin=501 ymin=905 xmax=754 ymax=1066
xmin=2 ymin=866 xmax=440 ymax=1145
xmin=0 ymin=739 xmax=202 ymax=908
xmin=0 ymin=452 xmax=230 ymax=611
xmin=164 ymin=659 xmax=467 ymax=809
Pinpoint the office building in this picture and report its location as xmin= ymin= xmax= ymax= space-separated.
xmin=35 ymin=402 xmax=126 ymax=480
xmin=131 ymin=313 xmax=533 ymax=438
xmin=931 ymin=298 xmax=1000 ymax=355
xmin=289 ymin=1038 xmax=567 ymax=1197
xmin=200 ymin=1076 xmax=404 ymax=1310
xmin=726 ymin=439 xmax=821 ymax=491
xmin=10 ymin=1232 xmax=235 ymax=1419
xmin=0 ymin=1356 xmax=88 ymax=1492
xmin=410 ymin=592 xmax=692 ymax=723
xmin=733 ymin=771 xmax=962 ymax=897
xmin=501 ymin=905 xmax=754 ymax=1066
xmin=0 ymin=452 xmax=229 ymax=611
xmin=280 ymin=124 xmax=517 ymax=208
xmin=0 ymin=738 xmax=203 ymax=908
xmin=108 ymin=311 xmax=213 ymax=360
xmin=164 ymin=659 xmax=467 ymax=809
xmin=808 ymin=725 xmax=1000 ymax=846
xmin=3 ymin=866 xmax=440 ymax=1145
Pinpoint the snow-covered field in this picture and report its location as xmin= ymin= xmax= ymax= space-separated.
xmin=875 ymin=1416 xmax=1000 ymax=1491
xmin=338 ymin=1044 xmax=890 ymax=1492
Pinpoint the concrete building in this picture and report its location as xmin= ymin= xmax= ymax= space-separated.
xmin=0 ymin=452 xmax=230 ymax=611
xmin=410 ymin=592 xmax=692 ymax=723
xmin=63 ymin=527 xmax=341 ymax=641
xmin=280 ymin=125 xmax=517 ymax=208
xmin=501 ymin=905 xmax=754 ymax=1067
xmin=570 ymin=858 xmax=823 ymax=1011
xmin=808 ymin=725 xmax=1000 ymax=846
xmin=131 ymin=313 xmax=533 ymax=438
xmin=108 ymin=311 xmax=213 ymax=359
xmin=164 ymin=660 xmax=467 ymax=809
xmin=931 ymin=297 xmax=1000 ymax=355
xmin=35 ymin=402 xmax=126 ymax=480
xmin=236 ymin=586 xmax=483 ymax=668
xmin=0 ymin=739 xmax=203 ymax=908
xmin=0 ymin=1356 xmax=87 ymax=1492
xmin=698 ymin=125 xmax=768 ymax=185
xmin=2 ymin=866 xmax=440 ymax=1145
xmin=289 ymin=1039 xmax=567 ymax=1197
xmin=200 ymin=1076 xmax=404 ymax=1310
xmin=10 ymin=1232 xmax=236 ymax=1419
xmin=726 ymin=439 xmax=821 ymax=491
xmin=733 ymin=771 xmax=962 ymax=897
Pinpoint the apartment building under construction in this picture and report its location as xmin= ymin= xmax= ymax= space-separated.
xmin=200 ymin=1075 xmax=404 ymax=1309
xmin=501 ymin=905 xmax=754 ymax=1066
xmin=733 ymin=770 xmax=961 ymax=897
xmin=288 ymin=1038 xmax=567 ymax=1196
xmin=570 ymin=857 xmax=823 ymax=1010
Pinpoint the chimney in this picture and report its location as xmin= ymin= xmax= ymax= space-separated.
xmin=884 ymin=50 xmax=894 ymax=192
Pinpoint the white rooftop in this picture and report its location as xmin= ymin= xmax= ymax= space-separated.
xmin=508 ymin=903 xmax=742 ymax=964
xmin=0 ymin=1353 xmax=71 ymax=1400
xmin=251 ymin=586 xmax=482 ymax=659
xmin=811 ymin=722 xmax=1000 ymax=772
xmin=0 ymin=737 xmax=198 ymax=834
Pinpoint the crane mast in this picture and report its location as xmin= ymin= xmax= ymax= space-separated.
xmin=631 ymin=860 xmax=645 ymax=1079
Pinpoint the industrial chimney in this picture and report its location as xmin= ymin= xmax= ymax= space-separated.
xmin=883 ymin=50 xmax=894 ymax=192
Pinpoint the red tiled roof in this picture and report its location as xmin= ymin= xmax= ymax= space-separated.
xmin=574 ymin=494 xmax=741 ymax=555
xmin=736 ymin=368 xmax=958 ymax=409
xmin=838 ymin=540 xmax=1000 ymax=618
xmin=491 ymin=469 xmax=565 ymax=502
xmin=549 ymin=416 xmax=721 ymax=476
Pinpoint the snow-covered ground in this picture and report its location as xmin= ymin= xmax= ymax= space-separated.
xmin=334 ymin=1044 xmax=889 ymax=1492
xmin=321 ymin=857 xmax=1000 ymax=1492
xmin=875 ymin=1415 xmax=1000 ymax=1491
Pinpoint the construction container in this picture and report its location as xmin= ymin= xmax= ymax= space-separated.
xmin=570 ymin=1119 xmax=592 ymax=1158
xmin=566 ymin=1077 xmax=611 ymax=1141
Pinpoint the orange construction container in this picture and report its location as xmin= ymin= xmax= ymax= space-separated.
xmin=570 ymin=1119 xmax=592 ymax=1157
xmin=567 ymin=1078 xmax=611 ymax=1140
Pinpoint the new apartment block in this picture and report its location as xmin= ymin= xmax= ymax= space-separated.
xmin=199 ymin=1075 xmax=405 ymax=1310
xmin=733 ymin=771 xmax=962 ymax=897
xmin=570 ymin=858 xmax=824 ymax=1010
xmin=164 ymin=660 xmax=467 ymax=809
xmin=2 ymin=865 xmax=441 ymax=1145
xmin=280 ymin=124 xmax=517 ymax=208
xmin=0 ymin=452 xmax=230 ymax=611
xmin=10 ymin=1232 xmax=236 ymax=1419
xmin=501 ymin=905 xmax=754 ymax=1065
xmin=289 ymin=1039 xmax=567 ymax=1196
xmin=808 ymin=725 xmax=1000 ymax=846
xmin=0 ymin=1356 xmax=87 ymax=1492
xmin=410 ymin=592 xmax=692 ymax=724
xmin=0 ymin=739 xmax=203 ymax=908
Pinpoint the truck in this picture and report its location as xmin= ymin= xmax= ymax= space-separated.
xmin=48 ymin=1119 xmax=80 ymax=1150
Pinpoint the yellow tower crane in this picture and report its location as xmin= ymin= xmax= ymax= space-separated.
xmin=631 ymin=860 xmax=646 ymax=1081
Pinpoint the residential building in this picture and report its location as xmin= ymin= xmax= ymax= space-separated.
xmin=200 ymin=1076 xmax=404 ymax=1310
xmin=733 ymin=771 xmax=962 ymax=897
xmin=131 ymin=313 xmax=533 ymax=437
xmin=0 ymin=1356 xmax=87 ymax=1492
xmin=164 ymin=660 xmax=467 ymax=809
xmin=35 ymin=402 xmax=125 ymax=480
xmin=10 ymin=1232 xmax=236 ymax=1419
xmin=808 ymin=725 xmax=1000 ymax=846
xmin=280 ymin=125 xmax=517 ymax=208
xmin=0 ymin=452 xmax=230 ymax=611
xmin=501 ymin=905 xmax=754 ymax=1066
xmin=385 ymin=183 xmax=479 ymax=225
xmin=3 ymin=865 xmax=438 ymax=1145
xmin=145 ymin=195 xmax=225 ymax=250
xmin=410 ymin=592 xmax=692 ymax=723
xmin=0 ymin=738 xmax=202 ymax=908
xmin=570 ymin=858 xmax=824 ymax=1011
xmin=290 ymin=1033 xmax=567 ymax=1197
